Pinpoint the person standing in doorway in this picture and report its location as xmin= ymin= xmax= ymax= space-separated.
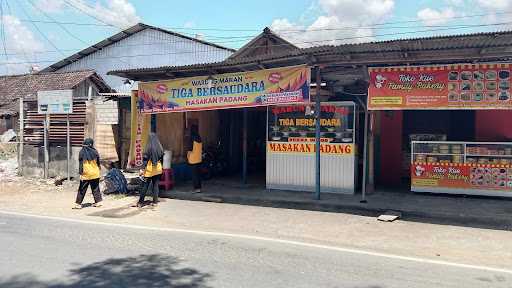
xmin=136 ymin=132 xmax=164 ymax=207
xmin=74 ymin=138 xmax=102 ymax=209
xmin=188 ymin=125 xmax=202 ymax=193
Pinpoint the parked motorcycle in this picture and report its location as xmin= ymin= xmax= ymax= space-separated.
xmin=200 ymin=140 xmax=228 ymax=180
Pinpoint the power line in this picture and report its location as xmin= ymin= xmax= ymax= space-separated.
xmin=159 ymin=11 xmax=512 ymax=32
xmin=4 ymin=0 xmax=34 ymax=72
xmin=0 ymin=8 xmax=510 ymax=34
xmin=0 ymin=0 xmax=9 ymax=74
xmin=3 ymin=0 xmax=9 ymax=14
xmin=16 ymin=0 xmax=66 ymax=57
xmin=276 ymin=22 xmax=512 ymax=34
xmin=0 ymin=11 xmax=507 ymax=52
xmin=2 ymin=18 xmax=512 ymax=65
xmin=294 ymin=23 xmax=512 ymax=46
xmin=28 ymin=0 xmax=138 ymax=70
xmin=17 ymin=18 xmax=112 ymax=27
xmin=3 ymin=22 xmax=512 ymax=66
xmin=62 ymin=0 xmax=119 ymax=29
xmin=3 ymin=17 xmax=512 ymax=57
xmin=27 ymin=0 xmax=89 ymax=45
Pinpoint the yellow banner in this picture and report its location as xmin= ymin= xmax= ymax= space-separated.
xmin=267 ymin=142 xmax=354 ymax=155
xmin=138 ymin=65 xmax=310 ymax=113
xmin=128 ymin=91 xmax=150 ymax=168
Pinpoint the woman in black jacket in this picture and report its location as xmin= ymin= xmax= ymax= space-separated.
xmin=136 ymin=133 xmax=164 ymax=207
xmin=74 ymin=138 xmax=102 ymax=209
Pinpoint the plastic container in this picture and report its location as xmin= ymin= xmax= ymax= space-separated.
xmin=163 ymin=150 xmax=172 ymax=169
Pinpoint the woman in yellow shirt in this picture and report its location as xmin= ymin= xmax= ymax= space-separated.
xmin=187 ymin=125 xmax=202 ymax=193
xmin=136 ymin=133 xmax=164 ymax=207
xmin=74 ymin=138 xmax=102 ymax=209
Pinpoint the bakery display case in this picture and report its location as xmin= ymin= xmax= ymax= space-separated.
xmin=411 ymin=141 xmax=512 ymax=197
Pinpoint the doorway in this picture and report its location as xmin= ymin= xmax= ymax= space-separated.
xmin=218 ymin=107 xmax=267 ymax=185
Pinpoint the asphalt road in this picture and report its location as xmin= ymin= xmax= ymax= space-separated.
xmin=0 ymin=213 xmax=511 ymax=288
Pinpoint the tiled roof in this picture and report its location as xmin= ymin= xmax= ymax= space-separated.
xmin=109 ymin=29 xmax=512 ymax=76
xmin=0 ymin=101 xmax=18 ymax=116
xmin=0 ymin=70 xmax=110 ymax=115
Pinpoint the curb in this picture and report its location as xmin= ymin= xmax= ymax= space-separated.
xmin=164 ymin=192 xmax=511 ymax=231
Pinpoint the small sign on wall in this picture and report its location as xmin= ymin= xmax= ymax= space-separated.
xmin=37 ymin=90 xmax=73 ymax=114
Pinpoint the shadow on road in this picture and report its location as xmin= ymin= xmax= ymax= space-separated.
xmin=87 ymin=200 xmax=167 ymax=219
xmin=86 ymin=205 xmax=145 ymax=218
xmin=0 ymin=254 xmax=212 ymax=288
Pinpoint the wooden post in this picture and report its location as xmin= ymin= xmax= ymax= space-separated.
xmin=18 ymin=97 xmax=24 ymax=175
xmin=84 ymin=100 xmax=96 ymax=140
xmin=117 ymin=98 xmax=123 ymax=167
xmin=66 ymin=113 xmax=70 ymax=181
xmin=43 ymin=114 xmax=49 ymax=179
xmin=84 ymin=85 xmax=96 ymax=140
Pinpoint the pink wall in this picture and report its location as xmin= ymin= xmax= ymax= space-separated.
xmin=475 ymin=111 xmax=512 ymax=141
xmin=378 ymin=111 xmax=403 ymax=187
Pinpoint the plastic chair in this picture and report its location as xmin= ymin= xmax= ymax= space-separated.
xmin=159 ymin=168 xmax=174 ymax=191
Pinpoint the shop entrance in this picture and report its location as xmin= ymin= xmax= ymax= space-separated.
xmin=377 ymin=110 xmax=476 ymax=190
xmin=217 ymin=107 xmax=267 ymax=185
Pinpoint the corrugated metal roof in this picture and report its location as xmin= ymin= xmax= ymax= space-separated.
xmin=302 ymin=30 xmax=512 ymax=54
xmin=41 ymin=23 xmax=236 ymax=73
xmin=109 ymin=29 xmax=512 ymax=76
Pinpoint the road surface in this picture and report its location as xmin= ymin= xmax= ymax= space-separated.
xmin=0 ymin=212 xmax=510 ymax=288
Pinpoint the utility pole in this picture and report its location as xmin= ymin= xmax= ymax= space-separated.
xmin=314 ymin=66 xmax=322 ymax=200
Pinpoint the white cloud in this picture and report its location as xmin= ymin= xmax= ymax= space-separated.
xmin=2 ymin=15 xmax=44 ymax=54
xmin=473 ymin=0 xmax=512 ymax=29
xmin=183 ymin=21 xmax=195 ymax=29
xmin=35 ymin=0 xmax=140 ymax=28
xmin=1 ymin=15 xmax=45 ymax=74
xmin=270 ymin=0 xmax=395 ymax=47
xmin=444 ymin=0 xmax=464 ymax=6
xmin=477 ymin=0 xmax=510 ymax=10
xmin=417 ymin=7 xmax=456 ymax=26
xmin=35 ymin=0 xmax=65 ymax=13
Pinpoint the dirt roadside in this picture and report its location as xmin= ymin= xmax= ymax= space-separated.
xmin=0 ymin=179 xmax=511 ymax=270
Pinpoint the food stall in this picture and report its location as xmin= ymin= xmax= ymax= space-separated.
xmin=411 ymin=141 xmax=512 ymax=196
xmin=368 ymin=63 xmax=512 ymax=196
xmin=266 ymin=101 xmax=357 ymax=194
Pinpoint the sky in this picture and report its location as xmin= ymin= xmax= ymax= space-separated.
xmin=1 ymin=0 xmax=512 ymax=75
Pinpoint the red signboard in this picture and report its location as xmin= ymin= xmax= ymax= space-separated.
xmin=411 ymin=162 xmax=512 ymax=191
xmin=368 ymin=63 xmax=512 ymax=110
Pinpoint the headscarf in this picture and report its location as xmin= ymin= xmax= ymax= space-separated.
xmin=80 ymin=138 xmax=99 ymax=161
xmin=144 ymin=132 xmax=164 ymax=164
xmin=190 ymin=125 xmax=202 ymax=144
